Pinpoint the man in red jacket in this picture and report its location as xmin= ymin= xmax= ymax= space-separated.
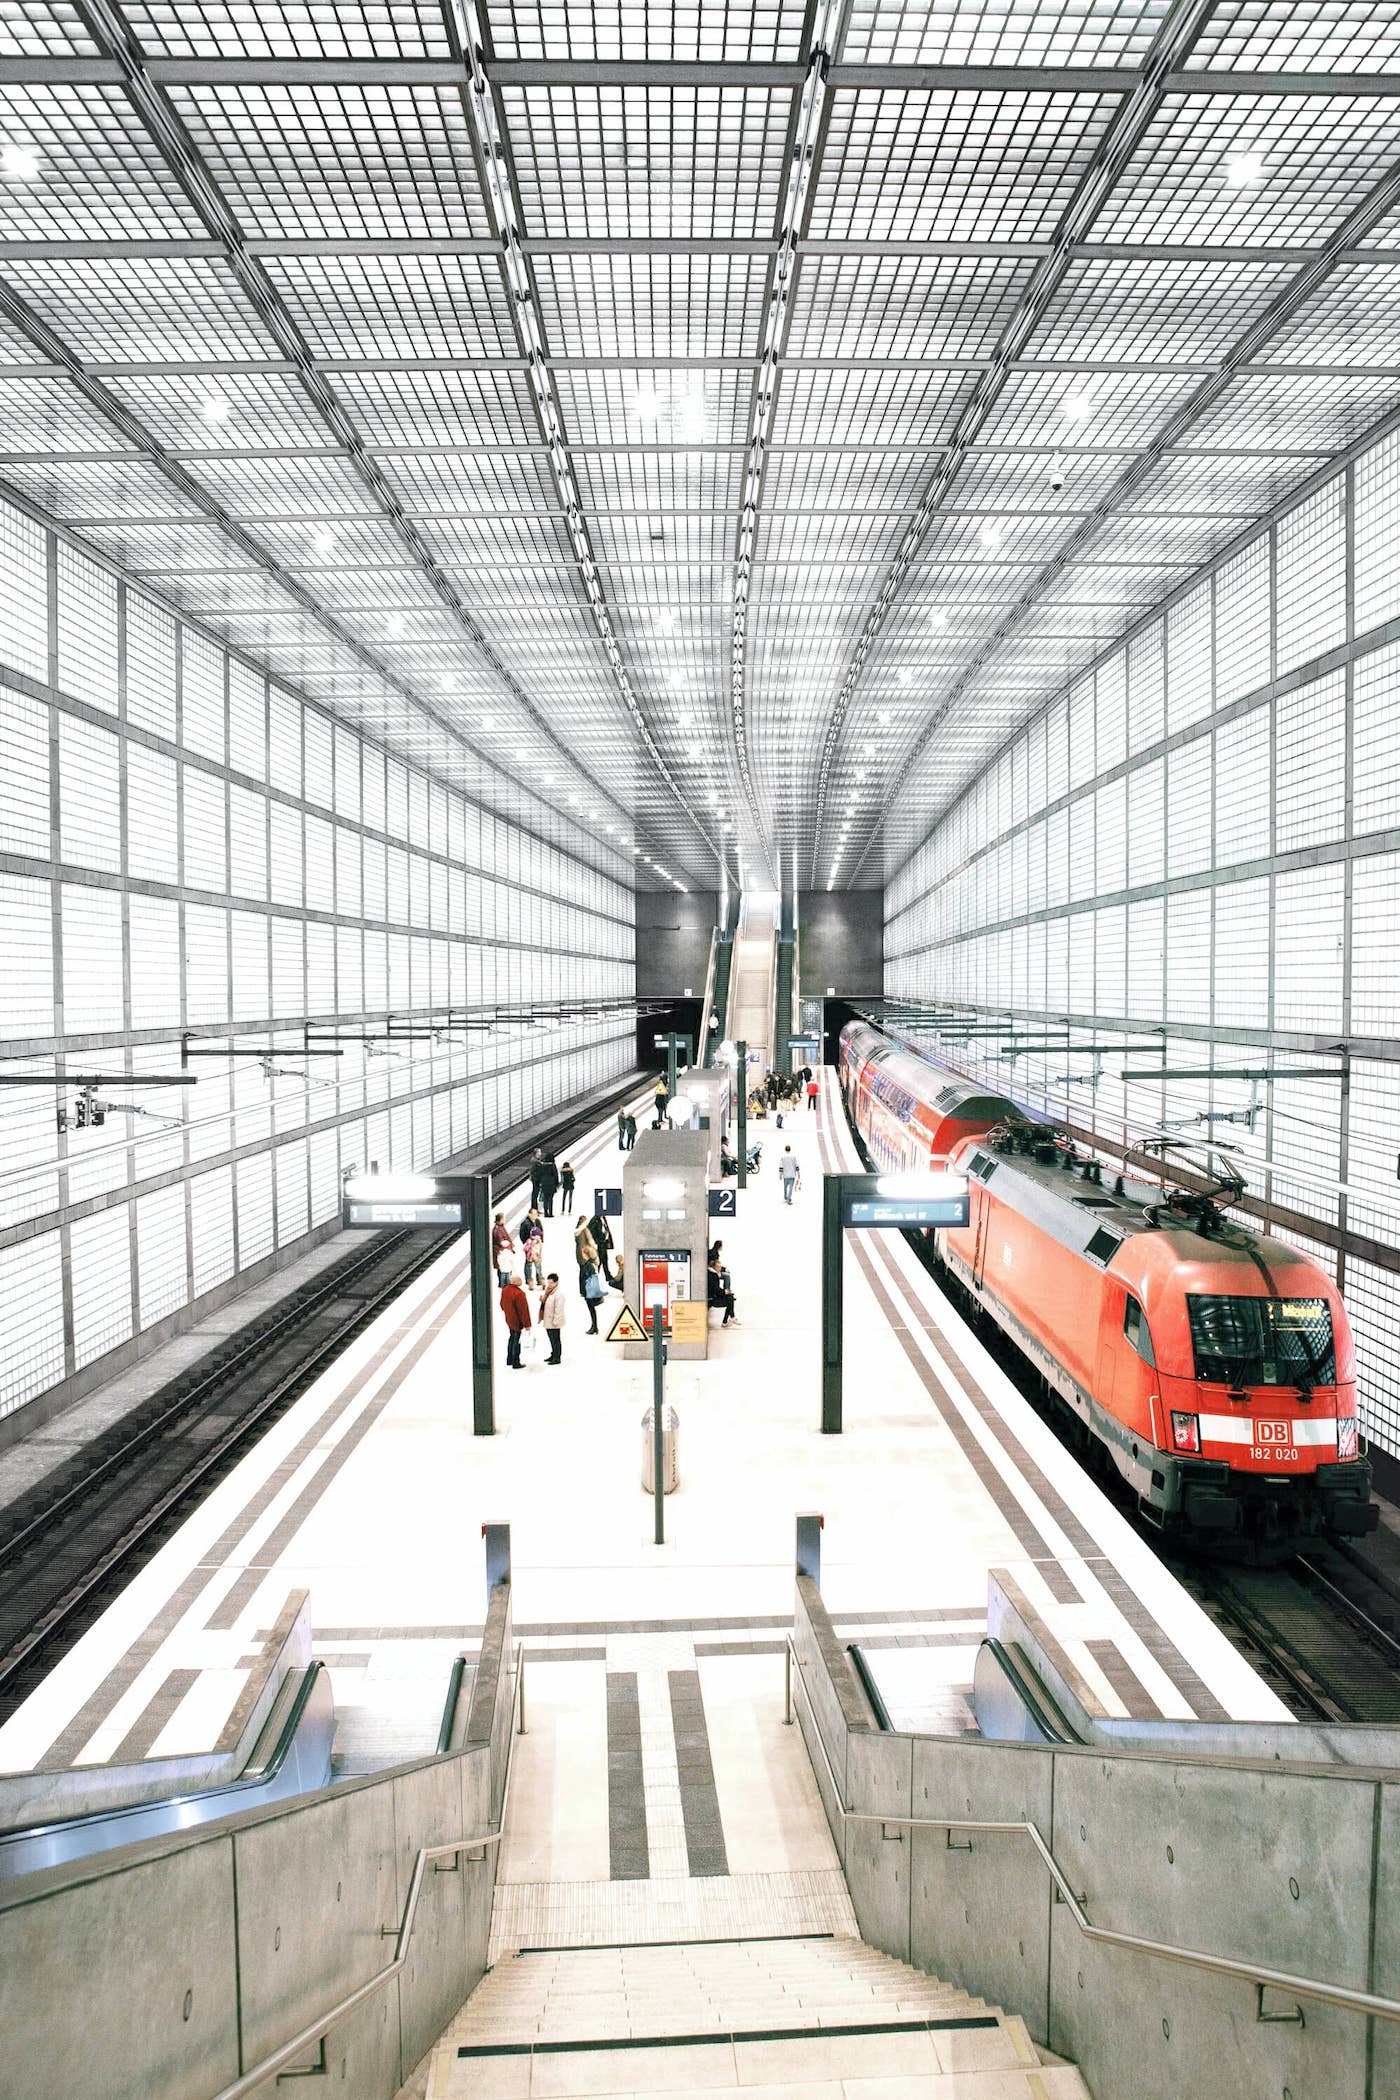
xmin=500 ymin=1272 xmax=532 ymax=1370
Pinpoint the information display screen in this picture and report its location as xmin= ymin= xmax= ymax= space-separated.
xmin=844 ymin=1194 xmax=969 ymax=1229
xmin=345 ymin=1198 xmax=466 ymax=1228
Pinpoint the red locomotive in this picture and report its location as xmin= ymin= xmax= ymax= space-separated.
xmin=840 ymin=1021 xmax=1375 ymax=1543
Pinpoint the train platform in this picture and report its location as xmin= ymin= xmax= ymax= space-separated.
xmin=0 ymin=1071 xmax=1289 ymax=1824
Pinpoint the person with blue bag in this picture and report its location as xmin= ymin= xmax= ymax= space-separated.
xmin=574 ymin=1217 xmax=604 ymax=1334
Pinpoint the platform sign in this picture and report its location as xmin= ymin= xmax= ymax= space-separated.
xmin=708 ymin=1186 xmax=738 ymax=1218
xmin=345 ymin=1195 xmax=465 ymax=1228
xmin=593 ymin=1186 xmax=623 ymax=1216
xmin=839 ymin=1175 xmax=969 ymax=1231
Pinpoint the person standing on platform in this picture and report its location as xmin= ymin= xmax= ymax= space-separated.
xmin=590 ymin=1204 xmax=621 ymax=1288
xmin=653 ymin=1078 xmax=669 ymax=1128
xmin=617 ymin=1108 xmax=628 ymax=1150
xmin=806 ymin=1075 xmax=820 ymax=1112
xmin=624 ymin=1110 xmax=638 ymax=1150
xmin=491 ymin=1211 xmax=514 ymax=1288
xmin=500 ymin=1271 xmax=531 ymax=1370
xmin=521 ymin=1211 xmax=544 ymax=1287
xmin=574 ymin=1217 xmax=603 ymax=1334
xmin=539 ymin=1153 xmax=560 ymax=1218
xmin=779 ymin=1146 xmax=802 ymax=1204
xmin=766 ymin=1070 xmax=778 ymax=1108
xmin=561 ymin=1160 xmax=576 ymax=1209
xmin=539 ymin=1273 xmax=566 ymax=1364
xmin=528 ymin=1147 xmax=545 ymax=1208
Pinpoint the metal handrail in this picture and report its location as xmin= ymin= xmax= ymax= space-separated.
xmin=209 ymin=1642 xmax=526 ymax=2100
xmin=785 ymin=1636 xmax=1400 ymax=2029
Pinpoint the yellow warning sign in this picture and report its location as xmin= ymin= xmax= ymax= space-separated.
xmin=605 ymin=1301 xmax=648 ymax=1343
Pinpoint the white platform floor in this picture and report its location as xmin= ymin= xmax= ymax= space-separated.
xmin=0 ymin=1071 xmax=1290 ymax=1818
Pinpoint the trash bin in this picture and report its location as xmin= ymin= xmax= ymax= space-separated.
xmin=641 ymin=1404 xmax=680 ymax=1495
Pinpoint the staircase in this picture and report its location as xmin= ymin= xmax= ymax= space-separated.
xmin=422 ymin=1933 xmax=1092 ymax=2097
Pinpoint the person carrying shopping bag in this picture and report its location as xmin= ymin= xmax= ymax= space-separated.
xmin=779 ymin=1146 xmax=802 ymax=1204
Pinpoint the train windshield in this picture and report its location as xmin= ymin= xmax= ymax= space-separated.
xmin=1185 ymin=1296 xmax=1335 ymax=1388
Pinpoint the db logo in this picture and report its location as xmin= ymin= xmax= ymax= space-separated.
xmin=1256 ymin=1420 xmax=1290 ymax=1442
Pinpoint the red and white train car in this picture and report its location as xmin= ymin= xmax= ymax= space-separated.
xmin=840 ymin=1021 xmax=1375 ymax=1543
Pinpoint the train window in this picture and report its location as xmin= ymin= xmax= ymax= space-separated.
xmin=1084 ymin=1225 xmax=1123 ymax=1265
xmin=1123 ymin=1297 xmax=1155 ymax=1365
xmin=1185 ymin=1296 xmax=1335 ymax=1388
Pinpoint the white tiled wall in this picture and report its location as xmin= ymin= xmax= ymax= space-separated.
xmin=0 ymin=497 xmax=637 ymax=1425
xmin=886 ymin=423 xmax=1400 ymax=1456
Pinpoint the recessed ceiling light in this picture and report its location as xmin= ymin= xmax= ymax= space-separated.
xmin=898 ymin=669 xmax=913 ymax=689
xmin=201 ymin=394 xmax=231 ymax=426
xmin=688 ymin=742 xmax=702 ymax=758
xmin=633 ymin=383 xmax=664 ymax=426
xmin=928 ymin=608 xmax=948 ymax=630
xmin=385 ymin=612 xmax=405 ymax=637
xmin=978 ymin=521 xmax=1004 ymax=551
xmin=1226 ymin=152 xmax=1264 ymax=188
xmin=1 ymin=142 xmax=40 ymax=181
xmin=1060 ymin=392 xmax=1093 ymax=427
xmin=875 ymin=710 xmax=891 ymax=727
xmin=654 ymin=609 xmax=676 ymax=636
xmin=310 ymin=526 xmax=336 ymax=556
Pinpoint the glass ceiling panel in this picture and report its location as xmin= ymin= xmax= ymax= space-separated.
xmin=107 ymin=370 xmax=344 ymax=449
xmin=0 ymin=3 xmax=97 ymax=52
xmin=842 ymin=0 xmax=1169 ymax=65
xmin=0 ymin=254 xmax=284 ymax=363
xmin=1253 ymin=263 xmax=1400 ymax=369
xmin=1095 ymin=95 xmax=1400 ymax=249
xmin=168 ymin=85 xmax=489 ymax=240
xmin=121 ymin=2 xmax=452 ymax=55
xmin=809 ymin=90 xmax=1121 ymax=243
xmin=0 ymin=86 xmax=206 ymax=238
xmin=500 ymin=84 xmax=792 ymax=241
xmin=259 ymin=255 xmax=519 ymax=363
xmin=771 ymin=368 xmax=976 ymax=447
xmin=973 ymin=367 xmax=1201 ymax=449
xmin=532 ymin=254 xmax=768 ymax=362
xmin=1183 ymin=369 xmax=1400 ymax=452
xmin=327 ymin=369 xmax=539 ymax=447
xmin=1188 ymin=0 xmax=1400 ymax=72
xmin=485 ymin=0 xmax=809 ymax=60
xmin=784 ymin=253 xmax=1038 ymax=363
xmin=1028 ymin=255 xmax=1300 ymax=363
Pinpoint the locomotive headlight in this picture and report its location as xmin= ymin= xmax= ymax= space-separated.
xmin=1170 ymin=1410 xmax=1201 ymax=1455
xmin=1337 ymin=1415 xmax=1359 ymax=1461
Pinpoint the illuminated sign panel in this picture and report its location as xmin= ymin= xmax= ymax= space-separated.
xmin=839 ymin=1173 xmax=969 ymax=1231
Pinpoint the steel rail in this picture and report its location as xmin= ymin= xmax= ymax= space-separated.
xmin=786 ymin=1635 xmax=1400 ymax=2028
xmin=208 ymin=1644 xmax=525 ymax=2100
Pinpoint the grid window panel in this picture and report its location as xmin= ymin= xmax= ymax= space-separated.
xmin=0 ymin=684 xmax=51 ymax=860
xmin=61 ymin=882 xmax=123 ymax=1034
xmin=0 ymin=874 xmax=55 ymax=1038
xmin=129 ymin=893 xmax=181 ymax=1030
xmin=1276 ymin=671 xmax=1346 ymax=854
xmin=274 ymin=1140 xmax=309 ymax=1246
xmin=1214 ymin=540 xmax=1272 ymax=706
xmin=190 ymin=1164 xmax=235 ymax=1295
xmin=70 ymin=1203 xmax=134 ymax=1370
xmin=56 ymin=544 xmax=119 ymax=714
xmin=228 ymin=660 xmax=267 ymax=782
xmin=1354 ymin=428 xmax=1400 ymax=639
xmin=269 ymin=687 xmax=303 ymax=797
xmin=0 ymin=1231 xmax=66 ymax=1420
xmin=181 ymin=765 xmax=227 ymax=893
xmin=185 ymin=903 xmax=229 ymax=1024
xmin=269 ymin=801 xmax=303 ymax=905
xmin=1165 ymin=889 xmax=1211 ymax=1025
xmin=127 ymin=743 xmax=179 ymax=884
xmin=126 ymin=594 xmax=177 ymax=741
xmin=271 ymin=917 xmax=305 ymax=1017
xmin=333 ymin=723 xmax=361 ymax=821
xmin=0 ymin=500 xmax=50 ymax=684
xmin=236 ymin=1150 xmax=275 ymax=1268
xmin=1212 ymin=877 xmax=1270 ymax=1030
xmin=229 ymin=782 xmax=268 ymax=900
xmin=58 ymin=714 xmax=121 ymax=873
xmin=1353 ymin=640 xmax=1400 ymax=837
xmin=1126 ymin=620 xmax=1165 ymax=756
xmin=1350 ymin=854 xmax=1400 ymax=1038
xmin=304 ymin=708 xmax=333 ymax=809
xmin=1274 ymin=864 xmax=1345 ymax=1032
xmin=1277 ymin=479 xmax=1348 ymax=674
xmin=304 ymin=812 xmax=334 ymax=912
xmin=180 ymin=629 xmax=226 ymax=763
xmin=136 ymin=1181 xmax=188 ymax=1330
xmin=1214 ymin=707 xmax=1272 ymax=867
xmin=1166 ymin=736 xmax=1211 ymax=878
xmin=1165 ymin=584 xmax=1212 ymax=736
xmin=231 ymin=910 xmax=269 ymax=1020
xmin=1347 ymin=1257 xmax=1400 ymax=1454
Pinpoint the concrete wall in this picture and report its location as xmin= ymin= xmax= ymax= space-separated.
xmin=636 ymin=889 xmax=718 ymax=995
xmin=0 ymin=1606 xmax=516 ymax=2100
xmin=797 ymin=890 xmax=884 ymax=997
xmin=791 ymin=1580 xmax=1400 ymax=2100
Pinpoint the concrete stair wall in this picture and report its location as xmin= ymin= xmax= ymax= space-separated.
xmin=423 ymin=1932 xmax=1094 ymax=2098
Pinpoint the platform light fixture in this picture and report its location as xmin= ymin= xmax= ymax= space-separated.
xmin=665 ymin=1094 xmax=694 ymax=1124
xmin=978 ymin=520 xmax=1005 ymax=551
xmin=310 ymin=526 xmax=336 ymax=556
xmin=343 ymin=1171 xmax=440 ymax=1203
xmin=201 ymin=394 xmax=231 ymax=426
xmin=1226 ymin=152 xmax=1264 ymax=187
xmin=643 ymin=1177 xmax=687 ymax=1202
xmin=1 ymin=141 xmax=39 ymax=180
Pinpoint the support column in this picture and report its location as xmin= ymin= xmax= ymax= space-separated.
xmin=468 ymin=1174 xmax=495 ymax=1435
xmin=821 ymin=1174 xmax=843 ymax=1434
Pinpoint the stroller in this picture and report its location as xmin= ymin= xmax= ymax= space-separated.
xmin=720 ymin=1139 xmax=762 ymax=1178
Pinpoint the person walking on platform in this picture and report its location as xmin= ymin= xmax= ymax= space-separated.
xmin=806 ymin=1075 xmax=819 ymax=1112
xmin=653 ymin=1079 xmax=669 ymax=1128
xmin=561 ymin=1160 xmax=576 ymax=1209
xmin=501 ymin=1271 xmax=532 ymax=1370
xmin=590 ymin=1205 xmax=621 ymax=1289
xmin=539 ymin=1153 xmax=560 ymax=1218
xmin=521 ymin=1211 xmax=544 ymax=1287
xmin=539 ymin=1272 xmax=566 ymax=1364
xmin=779 ymin=1146 xmax=802 ymax=1204
xmin=617 ymin=1108 xmax=628 ymax=1150
xmin=491 ymin=1211 xmax=514 ymax=1289
xmin=624 ymin=1110 xmax=637 ymax=1150
xmin=766 ymin=1070 xmax=778 ymax=1108
xmin=707 ymin=1250 xmax=737 ymax=1326
xmin=528 ymin=1147 xmax=545 ymax=1208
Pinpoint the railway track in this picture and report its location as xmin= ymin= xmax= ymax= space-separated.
xmin=1172 ymin=1551 xmax=1400 ymax=1724
xmin=0 ymin=1072 xmax=646 ymax=1727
